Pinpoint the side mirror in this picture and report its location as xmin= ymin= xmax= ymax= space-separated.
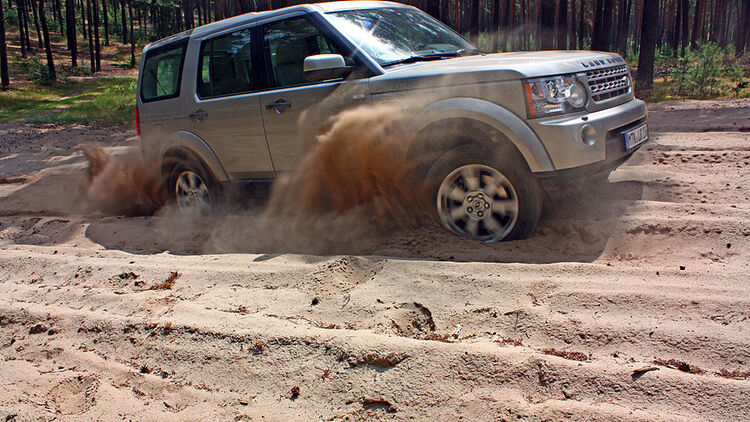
xmin=303 ymin=54 xmax=353 ymax=82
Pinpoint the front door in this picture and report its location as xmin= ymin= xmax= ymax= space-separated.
xmin=189 ymin=26 xmax=275 ymax=179
xmin=258 ymin=15 xmax=360 ymax=173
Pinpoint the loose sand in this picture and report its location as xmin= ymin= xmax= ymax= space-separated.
xmin=0 ymin=99 xmax=749 ymax=421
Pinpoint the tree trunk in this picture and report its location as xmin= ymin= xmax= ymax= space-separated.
xmin=65 ymin=0 xmax=78 ymax=66
xmin=557 ymin=0 xmax=569 ymax=49
xmin=492 ymin=0 xmax=500 ymax=52
xmin=18 ymin=0 xmax=28 ymax=57
xmin=615 ymin=0 xmax=631 ymax=54
xmin=54 ymin=0 xmax=64 ymax=35
xmin=30 ymin=0 xmax=43 ymax=48
xmin=691 ymin=0 xmax=703 ymax=47
xmin=92 ymin=0 xmax=101 ymax=70
xmin=86 ymin=0 xmax=95 ymax=72
xmin=593 ymin=0 xmax=614 ymax=50
xmin=714 ymin=0 xmax=726 ymax=46
xmin=121 ymin=0 xmax=127 ymax=43
xmin=570 ymin=0 xmax=577 ymax=49
xmin=736 ymin=0 xmax=750 ymax=56
xmin=720 ymin=0 xmax=732 ymax=46
xmin=636 ymin=0 xmax=658 ymax=93
xmin=184 ymin=0 xmax=194 ymax=28
xmin=23 ymin=0 xmax=33 ymax=50
xmin=680 ymin=0 xmax=689 ymax=53
xmin=0 ymin=0 xmax=10 ymax=88
xmin=39 ymin=0 xmax=56 ymax=81
xmin=577 ymin=0 xmax=584 ymax=49
xmin=425 ymin=0 xmax=440 ymax=20
xmin=519 ymin=0 xmax=526 ymax=49
xmin=504 ymin=0 xmax=512 ymax=50
xmin=469 ymin=0 xmax=480 ymax=45
xmin=129 ymin=0 xmax=135 ymax=67
xmin=540 ymin=0 xmax=555 ymax=49
xmin=592 ymin=0 xmax=604 ymax=49
xmin=80 ymin=0 xmax=87 ymax=39
xmin=536 ymin=0 xmax=542 ymax=49
xmin=102 ymin=0 xmax=109 ymax=45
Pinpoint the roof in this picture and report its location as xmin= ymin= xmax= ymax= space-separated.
xmin=146 ymin=1 xmax=411 ymax=48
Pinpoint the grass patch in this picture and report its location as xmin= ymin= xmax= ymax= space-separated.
xmin=1 ymin=77 xmax=136 ymax=126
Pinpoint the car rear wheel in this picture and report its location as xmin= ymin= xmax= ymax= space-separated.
xmin=166 ymin=156 xmax=220 ymax=214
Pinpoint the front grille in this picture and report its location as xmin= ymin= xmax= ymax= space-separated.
xmin=586 ymin=65 xmax=631 ymax=102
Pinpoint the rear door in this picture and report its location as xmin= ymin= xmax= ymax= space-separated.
xmin=188 ymin=26 xmax=275 ymax=179
xmin=138 ymin=39 xmax=189 ymax=150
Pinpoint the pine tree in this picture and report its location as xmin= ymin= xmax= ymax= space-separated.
xmin=39 ymin=0 xmax=56 ymax=81
xmin=0 ymin=0 xmax=10 ymax=88
xmin=636 ymin=0 xmax=659 ymax=92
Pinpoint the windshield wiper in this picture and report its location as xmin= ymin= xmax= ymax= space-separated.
xmin=381 ymin=48 xmax=485 ymax=67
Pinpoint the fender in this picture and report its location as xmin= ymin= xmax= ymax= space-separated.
xmin=412 ymin=97 xmax=555 ymax=173
xmin=159 ymin=131 xmax=230 ymax=182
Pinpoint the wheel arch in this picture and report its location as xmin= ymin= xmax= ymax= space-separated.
xmin=159 ymin=131 xmax=229 ymax=182
xmin=410 ymin=98 xmax=555 ymax=173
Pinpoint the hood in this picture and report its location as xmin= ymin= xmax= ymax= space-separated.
xmin=368 ymin=50 xmax=627 ymax=94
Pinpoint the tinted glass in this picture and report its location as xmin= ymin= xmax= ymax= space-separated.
xmin=198 ymin=28 xmax=256 ymax=98
xmin=141 ymin=41 xmax=187 ymax=101
xmin=264 ymin=17 xmax=341 ymax=88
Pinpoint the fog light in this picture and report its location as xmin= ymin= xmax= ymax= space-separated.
xmin=581 ymin=125 xmax=596 ymax=146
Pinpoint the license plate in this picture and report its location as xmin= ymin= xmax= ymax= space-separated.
xmin=624 ymin=123 xmax=649 ymax=150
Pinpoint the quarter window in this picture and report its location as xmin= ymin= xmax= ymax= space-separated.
xmin=264 ymin=17 xmax=342 ymax=88
xmin=198 ymin=28 xmax=256 ymax=98
xmin=141 ymin=41 xmax=187 ymax=102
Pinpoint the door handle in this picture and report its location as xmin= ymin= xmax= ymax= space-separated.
xmin=265 ymin=98 xmax=292 ymax=115
xmin=189 ymin=109 xmax=208 ymax=122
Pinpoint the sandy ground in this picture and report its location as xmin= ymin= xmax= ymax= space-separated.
xmin=1 ymin=100 xmax=749 ymax=421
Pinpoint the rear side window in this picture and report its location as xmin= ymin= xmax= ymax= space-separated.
xmin=198 ymin=28 xmax=257 ymax=98
xmin=140 ymin=41 xmax=187 ymax=102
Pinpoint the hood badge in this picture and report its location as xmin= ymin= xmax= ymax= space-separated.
xmin=581 ymin=56 xmax=624 ymax=68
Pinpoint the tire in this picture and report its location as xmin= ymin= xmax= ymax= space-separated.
xmin=425 ymin=144 xmax=543 ymax=242
xmin=164 ymin=154 xmax=221 ymax=214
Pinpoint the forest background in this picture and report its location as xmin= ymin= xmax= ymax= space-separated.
xmin=0 ymin=0 xmax=748 ymax=126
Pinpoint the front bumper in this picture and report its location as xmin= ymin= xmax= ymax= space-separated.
xmin=535 ymin=143 xmax=642 ymax=192
xmin=528 ymin=97 xmax=648 ymax=171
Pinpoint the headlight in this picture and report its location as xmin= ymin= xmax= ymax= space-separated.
xmin=524 ymin=75 xmax=587 ymax=118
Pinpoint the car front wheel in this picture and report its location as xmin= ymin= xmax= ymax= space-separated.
xmin=428 ymin=147 xmax=543 ymax=242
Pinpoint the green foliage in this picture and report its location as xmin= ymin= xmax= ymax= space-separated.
xmin=624 ymin=45 xmax=638 ymax=66
xmin=14 ymin=56 xmax=54 ymax=84
xmin=0 ymin=77 xmax=136 ymax=126
xmin=670 ymin=43 xmax=746 ymax=99
xmin=648 ymin=42 xmax=748 ymax=100
xmin=727 ymin=61 xmax=746 ymax=98
xmin=4 ymin=7 xmax=19 ymax=26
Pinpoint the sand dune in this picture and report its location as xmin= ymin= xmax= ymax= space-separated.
xmin=1 ymin=100 xmax=749 ymax=420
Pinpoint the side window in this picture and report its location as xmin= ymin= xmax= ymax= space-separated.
xmin=264 ymin=17 xmax=342 ymax=88
xmin=141 ymin=41 xmax=187 ymax=102
xmin=198 ymin=28 xmax=256 ymax=98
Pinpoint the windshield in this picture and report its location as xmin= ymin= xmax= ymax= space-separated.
xmin=326 ymin=8 xmax=478 ymax=66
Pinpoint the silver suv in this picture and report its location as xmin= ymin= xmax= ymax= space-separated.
xmin=136 ymin=1 xmax=648 ymax=242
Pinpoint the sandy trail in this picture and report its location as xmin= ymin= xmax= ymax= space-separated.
xmin=1 ymin=101 xmax=749 ymax=421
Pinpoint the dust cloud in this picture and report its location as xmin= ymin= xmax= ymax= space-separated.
xmin=266 ymin=105 xmax=431 ymax=226
xmin=81 ymin=144 xmax=166 ymax=216
xmin=81 ymin=103 xmax=440 ymax=254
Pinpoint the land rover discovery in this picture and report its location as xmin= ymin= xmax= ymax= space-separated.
xmin=136 ymin=1 xmax=649 ymax=242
